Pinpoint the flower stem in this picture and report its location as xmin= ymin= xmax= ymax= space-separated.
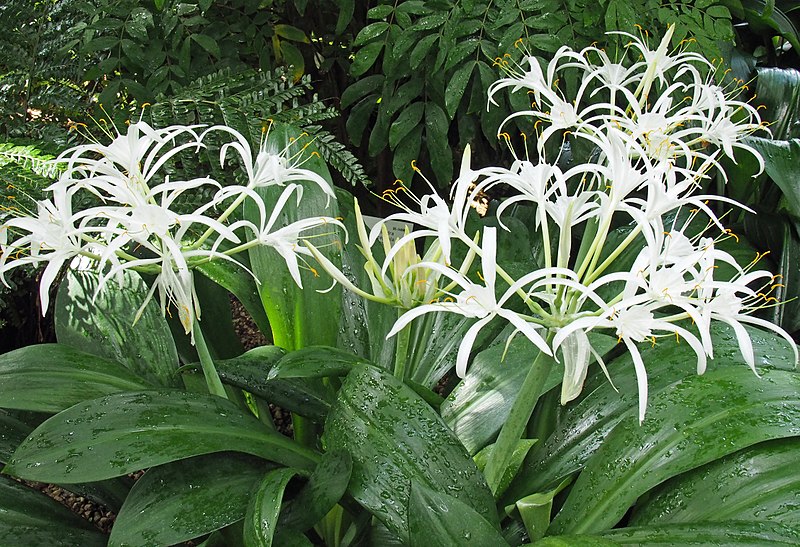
xmin=193 ymin=320 xmax=228 ymax=399
xmin=393 ymin=309 xmax=412 ymax=380
xmin=484 ymin=333 xmax=555 ymax=495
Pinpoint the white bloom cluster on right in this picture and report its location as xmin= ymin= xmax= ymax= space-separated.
xmin=346 ymin=25 xmax=796 ymax=422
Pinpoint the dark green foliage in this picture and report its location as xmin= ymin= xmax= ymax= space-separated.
xmin=343 ymin=0 xmax=736 ymax=188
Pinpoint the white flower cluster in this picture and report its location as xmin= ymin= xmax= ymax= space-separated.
xmin=0 ymin=121 xmax=340 ymax=341
xmin=320 ymin=26 xmax=796 ymax=421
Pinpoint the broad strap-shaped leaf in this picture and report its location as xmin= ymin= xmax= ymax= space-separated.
xmin=407 ymin=481 xmax=509 ymax=546
xmin=279 ymin=449 xmax=352 ymax=532
xmin=749 ymin=137 xmax=800 ymax=220
xmin=268 ymin=346 xmax=370 ymax=380
xmin=630 ymin=438 xmax=800 ymax=526
xmin=442 ymin=332 xmax=615 ymax=456
xmin=0 ymin=475 xmax=107 ymax=547
xmin=538 ymin=520 xmax=800 ymax=546
xmin=548 ymin=367 xmax=800 ymax=534
xmin=506 ymin=322 xmax=798 ymax=501
xmin=323 ymin=363 xmax=498 ymax=542
xmin=244 ymin=468 xmax=297 ymax=547
xmin=55 ymin=269 xmax=180 ymax=387
xmin=0 ymin=343 xmax=151 ymax=413
xmin=0 ymin=409 xmax=37 ymax=463
xmin=5 ymin=390 xmax=320 ymax=483
xmin=202 ymin=346 xmax=333 ymax=420
xmin=244 ymin=122 xmax=342 ymax=351
xmin=110 ymin=453 xmax=272 ymax=547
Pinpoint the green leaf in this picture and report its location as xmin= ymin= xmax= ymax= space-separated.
xmin=630 ymin=438 xmax=800 ymax=525
xmin=473 ymin=439 xmax=537 ymax=498
xmin=409 ymin=34 xmax=438 ymax=69
xmin=280 ymin=41 xmax=305 ymax=81
xmin=323 ymin=364 xmax=497 ymax=541
xmin=268 ymin=346 xmax=369 ymax=379
xmin=755 ymin=68 xmax=800 ymax=141
xmin=274 ymin=24 xmax=309 ymax=43
xmin=538 ymin=520 xmax=800 ymax=546
xmin=191 ymin=33 xmax=221 ymax=58
xmin=244 ymin=123 xmax=341 ymax=351
xmin=244 ymin=468 xmax=297 ymax=547
xmin=510 ymin=478 xmax=572 ymax=542
xmin=335 ymin=0 xmax=355 ymax=34
xmin=195 ymin=346 xmax=334 ymax=420
xmin=0 ymin=344 xmax=151 ymax=413
xmin=367 ymin=5 xmax=394 ymax=19
xmin=748 ymin=137 xmax=800 ymax=219
xmin=5 ymin=390 xmax=319 ymax=483
xmin=389 ymin=101 xmax=425 ymax=149
xmin=0 ymin=475 xmax=107 ymax=547
xmin=445 ymin=61 xmax=476 ymax=118
xmin=353 ymin=22 xmax=390 ymax=46
xmin=55 ymin=270 xmax=180 ymax=387
xmin=279 ymin=449 xmax=352 ymax=532
xmin=341 ymin=74 xmax=385 ymax=109
xmin=110 ymin=453 xmax=271 ymax=547
xmin=507 ymin=322 xmax=797 ymax=502
xmin=350 ymin=41 xmax=384 ymax=77
xmin=0 ymin=409 xmax=36 ymax=464
xmin=408 ymin=482 xmax=509 ymax=546
xmin=549 ymin=366 xmax=800 ymax=534
xmin=392 ymin=125 xmax=423 ymax=183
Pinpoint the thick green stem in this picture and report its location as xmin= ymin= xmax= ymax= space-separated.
xmin=193 ymin=320 xmax=228 ymax=399
xmin=393 ymin=310 xmax=412 ymax=380
xmin=484 ymin=336 xmax=555 ymax=495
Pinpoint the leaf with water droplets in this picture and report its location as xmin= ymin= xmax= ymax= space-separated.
xmin=244 ymin=468 xmax=297 ymax=547
xmin=323 ymin=364 xmax=498 ymax=541
xmin=110 ymin=453 xmax=271 ymax=547
xmin=0 ymin=474 xmax=107 ymax=546
xmin=0 ymin=344 xmax=151 ymax=413
xmin=5 ymin=390 xmax=319 ymax=483
xmin=55 ymin=269 xmax=180 ymax=387
xmin=407 ymin=481 xmax=508 ymax=546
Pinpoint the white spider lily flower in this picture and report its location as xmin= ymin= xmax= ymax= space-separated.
xmin=0 ymin=186 xmax=98 ymax=312
xmin=372 ymin=149 xmax=476 ymax=266
xmin=386 ymin=227 xmax=552 ymax=377
xmin=56 ymin=121 xmax=204 ymax=202
xmin=210 ymin=125 xmax=335 ymax=204
xmin=554 ymin=301 xmax=707 ymax=423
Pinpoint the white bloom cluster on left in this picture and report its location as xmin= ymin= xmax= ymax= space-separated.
xmin=0 ymin=120 xmax=340 ymax=341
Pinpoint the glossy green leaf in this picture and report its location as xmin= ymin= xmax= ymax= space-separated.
xmin=445 ymin=60 xmax=476 ymax=118
xmin=540 ymin=520 xmax=800 ymax=546
xmin=549 ymin=366 xmax=800 ymax=534
xmin=244 ymin=468 xmax=297 ymax=547
xmin=323 ymin=364 xmax=497 ymax=541
xmin=511 ymin=478 xmax=572 ymax=542
xmin=274 ymin=24 xmax=308 ymax=43
xmin=0 ymin=343 xmax=151 ymax=413
xmin=244 ymin=123 xmax=341 ymax=352
xmin=631 ymin=437 xmax=800 ymax=526
xmin=268 ymin=346 xmax=370 ymax=380
xmin=389 ymin=101 xmax=425 ymax=150
xmin=748 ymin=137 xmax=800 ymax=219
xmin=6 ymin=389 xmax=319 ymax=483
xmin=55 ymin=269 xmax=179 ymax=387
xmin=353 ymin=22 xmax=390 ymax=46
xmin=0 ymin=475 xmax=107 ymax=547
xmin=391 ymin=124 xmax=423 ymax=184
xmin=351 ymin=42 xmax=384 ymax=76
xmin=408 ymin=482 xmax=509 ymax=546
xmin=110 ymin=453 xmax=271 ymax=547
xmin=0 ymin=409 xmax=36 ymax=463
xmin=756 ymin=67 xmax=800 ymax=140
xmin=340 ymin=74 xmax=384 ymax=110
xmin=279 ymin=449 xmax=352 ymax=532
xmin=474 ymin=439 xmax=537 ymax=499
xmin=507 ymin=322 xmax=798 ymax=501
xmin=205 ymin=346 xmax=334 ymax=420
xmin=442 ymin=333 xmax=615 ymax=455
